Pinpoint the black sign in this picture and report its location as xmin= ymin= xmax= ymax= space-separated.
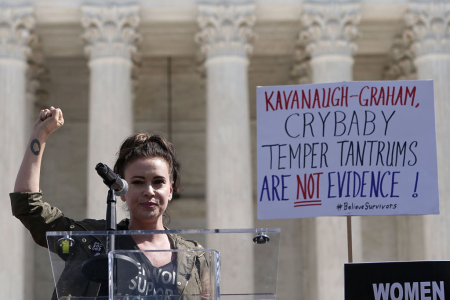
xmin=345 ymin=261 xmax=450 ymax=300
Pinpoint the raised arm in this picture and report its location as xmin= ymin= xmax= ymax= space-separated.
xmin=14 ymin=106 xmax=64 ymax=192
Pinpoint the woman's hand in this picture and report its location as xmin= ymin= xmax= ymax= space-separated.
xmin=33 ymin=106 xmax=64 ymax=138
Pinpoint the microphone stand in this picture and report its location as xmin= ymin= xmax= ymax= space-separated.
xmin=106 ymin=185 xmax=116 ymax=249
xmin=81 ymin=180 xmax=138 ymax=297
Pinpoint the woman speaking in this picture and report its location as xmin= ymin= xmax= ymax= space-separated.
xmin=10 ymin=107 xmax=209 ymax=299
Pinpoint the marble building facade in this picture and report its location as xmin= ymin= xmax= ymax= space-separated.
xmin=1 ymin=0 xmax=450 ymax=300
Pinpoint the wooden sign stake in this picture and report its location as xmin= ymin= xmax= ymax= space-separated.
xmin=347 ymin=216 xmax=353 ymax=263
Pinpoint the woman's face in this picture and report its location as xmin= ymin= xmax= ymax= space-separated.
xmin=121 ymin=157 xmax=173 ymax=228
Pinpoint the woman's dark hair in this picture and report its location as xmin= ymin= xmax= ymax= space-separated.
xmin=114 ymin=133 xmax=180 ymax=194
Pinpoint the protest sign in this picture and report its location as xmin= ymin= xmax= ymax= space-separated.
xmin=345 ymin=261 xmax=450 ymax=300
xmin=257 ymin=81 xmax=439 ymax=219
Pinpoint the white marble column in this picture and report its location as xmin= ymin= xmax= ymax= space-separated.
xmin=302 ymin=3 xmax=361 ymax=300
xmin=82 ymin=6 xmax=140 ymax=219
xmin=196 ymin=3 xmax=255 ymax=231
xmin=196 ymin=2 xmax=255 ymax=294
xmin=0 ymin=7 xmax=35 ymax=300
xmin=402 ymin=2 xmax=450 ymax=260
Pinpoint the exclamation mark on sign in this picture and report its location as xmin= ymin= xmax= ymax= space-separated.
xmin=412 ymin=172 xmax=419 ymax=198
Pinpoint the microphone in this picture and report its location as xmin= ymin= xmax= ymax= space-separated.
xmin=95 ymin=163 xmax=128 ymax=196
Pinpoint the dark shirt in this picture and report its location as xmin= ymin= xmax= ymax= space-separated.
xmin=116 ymin=236 xmax=179 ymax=298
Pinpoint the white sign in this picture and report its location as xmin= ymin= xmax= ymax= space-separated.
xmin=257 ymin=81 xmax=439 ymax=219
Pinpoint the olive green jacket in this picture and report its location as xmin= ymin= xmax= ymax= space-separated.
xmin=10 ymin=191 xmax=210 ymax=299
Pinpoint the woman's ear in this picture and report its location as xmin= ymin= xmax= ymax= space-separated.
xmin=168 ymin=183 xmax=173 ymax=201
xmin=120 ymin=195 xmax=126 ymax=202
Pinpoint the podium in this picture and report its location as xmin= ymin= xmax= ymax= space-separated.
xmin=46 ymin=228 xmax=280 ymax=300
